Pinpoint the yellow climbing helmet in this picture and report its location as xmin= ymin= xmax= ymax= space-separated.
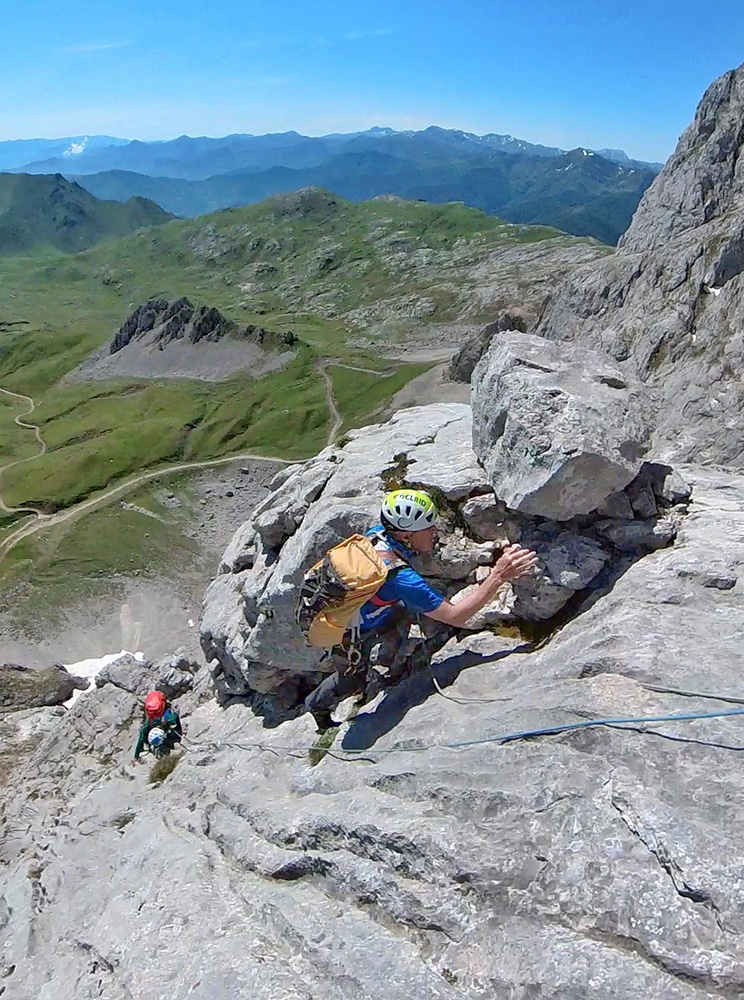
xmin=381 ymin=488 xmax=438 ymax=531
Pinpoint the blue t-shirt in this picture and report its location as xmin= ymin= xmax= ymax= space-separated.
xmin=357 ymin=525 xmax=444 ymax=633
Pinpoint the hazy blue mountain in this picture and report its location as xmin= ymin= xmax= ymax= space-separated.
xmin=0 ymin=136 xmax=129 ymax=171
xmin=74 ymin=146 xmax=655 ymax=244
xmin=16 ymin=127 xmax=662 ymax=181
xmin=596 ymin=147 xmax=665 ymax=171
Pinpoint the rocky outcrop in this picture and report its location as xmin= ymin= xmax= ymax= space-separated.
xmin=447 ymin=310 xmax=528 ymax=383
xmin=200 ymin=392 xmax=687 ymax=699
xmin=95 ymin=650 xmax=200 ymax=700
xmin=472 ymin=332 xmax=655 ymax=519
xmin=0 ymin=662 xmax=88 ymax=712
xmin=110 ymin=297 xmax=298 ymax=354
xmin=69 ymin=298 xmax=299 ymax=382
xmin=534 ymin=62 xmax=744 ymax=467
xmin=1 ymin=468 xmax=743 ymax=1000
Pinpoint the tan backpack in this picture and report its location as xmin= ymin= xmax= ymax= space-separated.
xmin=295 ymin=533 xmax=405 ymax=648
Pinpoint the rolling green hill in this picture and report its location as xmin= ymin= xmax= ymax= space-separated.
xmin=0 ymin=173 xmax=173 ymax=256
xmin=0 ymin=190 xmax=609 ymax=515
xmin=73 ymin=146 xmax=654 ymax=244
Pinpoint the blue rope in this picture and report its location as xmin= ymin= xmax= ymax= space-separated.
xmin=189 ymin=706 xmax=744 ymax=758
xmin=447 ymin=707 xmax=744 ymax=749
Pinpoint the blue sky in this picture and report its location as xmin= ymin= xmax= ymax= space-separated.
xmin=2 ymin=0 xmax=742 ymax=161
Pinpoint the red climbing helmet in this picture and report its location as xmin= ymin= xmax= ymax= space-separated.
xmin=144 ymin=690 xmax=167 ymax=720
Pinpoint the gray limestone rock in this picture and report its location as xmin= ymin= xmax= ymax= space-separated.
xmin=535 ymin=63 xmax=744 ymax=468
xmin=253 ymin=459 xmax=336 ymax=550
xmin=595 ymin=489 xmax=635 ymax=519
xmin=413 ymin=529 xmax=497 ymax=581
xmin=218 ymin=521 xmax=259 ymax=574
xmin=596 ymin=516 xmax=678 ymax=552
xmin=2 ymin=467 xmax=742 ymax=1000
xmin=0 ymin=663 xmax=88 ymax=712
xmin=95 ymin=652 xmax=195 ymax=700
xmin=513 ymin=531 xmax=610 ymax=620
xmin=472 ymin=332 xmax=654 ymax=520
xmin=447 ymin=311 xmax=529 ymax=383
xmin=322 ymin=403 xmax=487 ymax=500
xmin=460 ymin=491 xmax=519 ymax=541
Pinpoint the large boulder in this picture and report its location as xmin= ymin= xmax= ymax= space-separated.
xmin=0 ymin=663 xmax=88 ymax=712
xmin=95 ymin=651 xmax=197 ymax=699
xmin=535 ymin=62 xmax=744 ymax=467
xmin=471 ymin=332 xmax=654 ymax=520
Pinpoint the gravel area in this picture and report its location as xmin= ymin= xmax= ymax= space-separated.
xmin=66 ymin=341 xmax=296 ymax=382
xmin=0 ymin=458 xmax=284 ymax=668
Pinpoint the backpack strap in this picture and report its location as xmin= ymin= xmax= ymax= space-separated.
xmin=370 ymin=530 xmax=409 ymax=573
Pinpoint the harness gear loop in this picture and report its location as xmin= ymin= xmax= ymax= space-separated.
xmin=347 ymin=645 xmax=362 ymax=668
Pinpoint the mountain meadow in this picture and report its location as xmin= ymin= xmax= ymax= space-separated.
xmin=0 ymin=183 xmax=609 ymax=514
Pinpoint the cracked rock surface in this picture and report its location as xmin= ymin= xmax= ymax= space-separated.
xmin=534 ymin=61 xmax=744 ymax=468
xmin=2 ymin=467 xmax=744 ymax=999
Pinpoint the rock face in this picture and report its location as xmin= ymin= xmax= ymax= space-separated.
xmin=110 ymin=298 xmax=298 ymax=355
xmin=534 ymin=62 xmax=744 ymax=467
xmin=472 ymin=332 xmax=655 ymax=519
xmin=2 ymin=468 xmax=744 ymax=1000
xmin=0 ymin=663 xmax=88 ymax=712
xmin=200 ymin=397 xmax=685 ymax=698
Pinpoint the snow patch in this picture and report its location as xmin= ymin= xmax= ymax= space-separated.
xmin=64 ymin=649 xmax=145 ymax=705
xmin=63 ymin=137 xmax=88 ymax=157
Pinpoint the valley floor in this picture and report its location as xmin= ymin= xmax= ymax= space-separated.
xmin=0 ymin=457 xmax=283 ymax=667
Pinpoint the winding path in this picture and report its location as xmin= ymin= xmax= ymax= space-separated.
xmin=0 ymin=387 xmax=48 ymax=516
xmin=318 ymin=360 xmax=343 ymax=447
xmin=0 ymin=450 xmax=295 ymax=562
xmin=0 ymin=358 xmax=397 ymax=562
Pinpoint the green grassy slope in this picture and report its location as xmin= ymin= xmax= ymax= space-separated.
xmin=0 ymin=173 xmax=173 ymax=256
xmin=0 ymin=189 xmax=604 ymax=513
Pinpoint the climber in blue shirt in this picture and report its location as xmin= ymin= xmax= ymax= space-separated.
xmin=304 ymin=488 xmax=537 ymax=730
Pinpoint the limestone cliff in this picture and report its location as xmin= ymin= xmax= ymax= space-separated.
xmin=535 ymin=62 xmax=744 ymax=466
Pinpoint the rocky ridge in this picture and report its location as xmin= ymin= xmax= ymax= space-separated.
xmin=533 ymin=62 xmax=744 ymax=466
xmin=69 ymin=297 xmax=299 ymax=382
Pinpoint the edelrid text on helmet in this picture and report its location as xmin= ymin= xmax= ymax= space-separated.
xmin=381 ymin=489 xmax=438 ymax=532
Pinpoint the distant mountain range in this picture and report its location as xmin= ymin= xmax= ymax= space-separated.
xmin=0 ymin=173 xmax=173 ymax=255
xmin=0 ymin=127 xmax=664 ymax=244
xmin=0 ymin=127 xmax=663 ymax=178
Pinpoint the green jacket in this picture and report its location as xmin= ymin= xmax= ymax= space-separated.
xmin=133 ymin=707 xmax=182 ymax=759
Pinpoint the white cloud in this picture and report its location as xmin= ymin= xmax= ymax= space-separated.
xmin=342 ymin=29 xmax=393 ymax=42
xmin=241 ymin=29 xmax=392 ymax=50
xmin=58 ymin=41 xmax=132 ymax=54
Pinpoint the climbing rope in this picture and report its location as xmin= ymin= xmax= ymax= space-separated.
xmin=177 ymin=704 xmax=744 ymax=761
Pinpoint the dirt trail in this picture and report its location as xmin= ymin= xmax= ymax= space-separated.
xmin=0 ymin=387 xmax=48 ymax=516
xmin=318 ymin=361 xmax=343 ymax=447
xmin=0 ymin=357 xmax=406 ymax=561
xmin=0 ymin=450 xmax=294 ymax=563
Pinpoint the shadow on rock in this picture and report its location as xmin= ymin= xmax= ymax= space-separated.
xmin=341 ymin=639 xmax=532 ymax=751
